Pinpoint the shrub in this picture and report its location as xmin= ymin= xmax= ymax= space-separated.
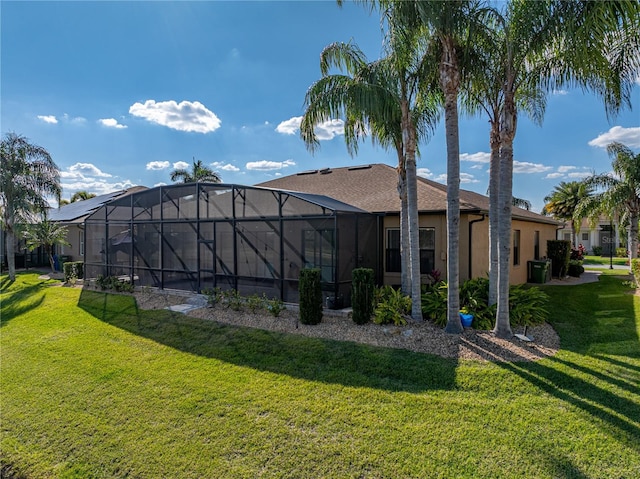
xmin=616 ymin=247 xmax=628 ymax=258
xmin=221 ymin=289 xmax=244 ymax=311
xmin=421 ymin=283 xmax=448 ymax=326
xmin=299 ymin=268 xmax=322 ymax=325
xmin=591 ymin=245 xmax=603 ymax=256
xmin=373 ymin=285 xmax=411 ymax=326
xmin=567 ymin=260 xmax=584 ymax=277
xmin=570 ymin=244 xmax=586 ymax=261
xmin=202 ymin=287 xmax=223 ymax=307
xmin=351 ymin=268 xmax=374 ymax=325
xmin=63 ymin=261 xmax=83 ymax=283
xmin=631 ymin=259 xmax=640 ymax=289
xmin=247 ymin=293 xmax=265 ymax=314
xmin=547 ymin=240 xmax=571 ymax=278
xmin=509 ymin=285 xmax=549 ymax=327
xmin=265 ymin=296 xmax=286 ymax=317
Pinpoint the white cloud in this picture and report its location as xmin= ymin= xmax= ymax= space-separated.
xmin=99 ymin=118 xmax=127 ymax=129
xmin=588 ymin=126 xmax=640 ymax=149
xmin=513 ymin=161 xmax=553 ymax=174
xmin=460 ymin=152 xmax=490 ymax=163
xmin=275 ymin=116 xmax=344 ymax=140
xmin=545 ymin=172 xmax=565 ymax=179
xmin=61 ymin=179 xmax=136 ymax=197
xmin=552 ymin=89 xmax=568 ymax=95
xmin=61 ymin=163 xmax=112 ymax=179
xmin=129 ymin=100 xmax=221 ymax=133
xmin=635 ymin=74 xmax=640 ymax=86
xmin=212 ymin=161 xmax=240 ymax=172
xmin=154 ymin=182 xmax=167 ymax=187
xmin=557 ymin=165 xmax=576 ymax=173
xmin=62 ymin=113 xmax=87 ymax=125
xmin=146 ymin=161 xmax=170 ymax=171
xmin=433 ymin=174 xmax=447 ymax=184
xmin=567 ymin=171 xmax=591 ymax=179
xmin=37 ymin=115 xmax=58 ymax=124
xmin=460 ymin=173 xmax=479 ymax=184
xmin=416 ymin=168 xmax=433 ymax=178
xmin=173 ymin=161 xmax=189 ymax=170
xmin=276 ymin=116 xmax=302 ymax=135
xmin=314 ymin=119 xmax=345 ymax=140
xmin=246 ymin=159 xmax=296 ymax=171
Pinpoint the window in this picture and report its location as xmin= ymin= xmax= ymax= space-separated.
xmin=582 ymin=232 xmax=589 ymax=241
xmin=513 ymin=229 xmax=521 ymax=266
xmin=386 ymin=228 xmax=435 ymax=273
xmin=303 ymin=229 xmax=335 ymax=283
xmin=563 ymin=232 xmax=571 ymax=242
xmin=534 ymin=230 xmax=540 ymax=260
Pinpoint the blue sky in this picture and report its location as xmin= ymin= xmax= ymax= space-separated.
xmin=2 ymin=1 xmax=639 ymax=213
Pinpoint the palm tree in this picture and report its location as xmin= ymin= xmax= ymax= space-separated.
xmin=405 ymin=0 xmax=492 ymax=333
xmin=22 ymin=215 xmax=70 ymax=273
xmin=70 ymin=190 xmax=96 ymax=203
xmin=1 ymin=132 xmax=61 ymax=281
xmin=170 ymin=158 xmax=221 ymax=183
xmin=577 ymin=143 xmax=640 ymax=266
xmin=300 ymin=22 xmax=440 ymax=320
xmin=542 ymin=181 xmax=594 ymax=246
xmin=489 ymin=0 xmax=638 ymax=338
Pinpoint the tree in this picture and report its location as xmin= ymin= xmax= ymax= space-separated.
xmin=170 ymin=158 xmax=221 ymax=183
xmin=0 ymin=132 xmax=61 ymax=281
xmin=300 ymin=24 xmax=440 ymax=320
xmin=70 ymin=191 xmax=96 ymax=203
xmin=22 ymin=216 xmax=70 ymax=273
xmin=542 ymin=181 xmax=594 ymax=245
xmin=577 ymin=143 xmax=640 ymax=266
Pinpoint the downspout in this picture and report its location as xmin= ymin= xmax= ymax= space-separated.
xmin=468 ymin=214 xmax=486 ymax=280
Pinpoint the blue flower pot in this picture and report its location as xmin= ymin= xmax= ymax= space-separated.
xmin=459 ymin=313 xmax=473 ymax=328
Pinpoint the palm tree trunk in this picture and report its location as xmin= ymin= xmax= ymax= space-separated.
xmin=397 ymin=166 xmax=410 ymax=295
xmin=494 ymin=92 xmax=516 ymax=339
xmin=488 ymin=120 xmax=500 ymax=306
xmin=401 ymin=99 xmax=423 ymax=321
xmin=6 ymin=228 xmax=16 ymax=281
xmin=629 ymin=211 xmax=639 ymax=264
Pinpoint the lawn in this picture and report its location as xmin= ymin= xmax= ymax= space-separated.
xmin=1 ymin=272 xmax=639 ymax=478
xmin=583 ymin=255 xmax=628 ymax=267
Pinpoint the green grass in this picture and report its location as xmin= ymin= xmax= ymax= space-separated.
xmin=1 ymin=272 xmax=639 ymax=478
xmin=583 ymin=255 xmax=628 ymax=266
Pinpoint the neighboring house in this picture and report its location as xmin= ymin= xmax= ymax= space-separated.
xmin=259 ymin=164 xmax=560 ymax=286
xmin=45 ymin=187 xmax=147 ymax=265
xmin=555 ymin=216 xmax=622 ymax=255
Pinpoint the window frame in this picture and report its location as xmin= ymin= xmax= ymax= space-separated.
xmin=385 ymin=227 xmax=435 ymax=274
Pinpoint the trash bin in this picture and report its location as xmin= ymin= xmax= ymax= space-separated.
xmin=527 ymin=260 xmax=550 ymax=283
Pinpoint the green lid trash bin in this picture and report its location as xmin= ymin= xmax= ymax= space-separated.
xmin=527 ymin=260 xmax=550 ymax=283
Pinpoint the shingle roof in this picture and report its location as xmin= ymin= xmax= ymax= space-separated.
xmin=48 ymin=186 xmax=147 ymax=223
xmin=257 ymin=163 xmax=559 ymax=225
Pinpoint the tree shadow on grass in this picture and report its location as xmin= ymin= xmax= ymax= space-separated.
xmin=0 ymin=273 xmax=56 ymax=327
xmin=77 ymin=289 xmax=459 ymax=393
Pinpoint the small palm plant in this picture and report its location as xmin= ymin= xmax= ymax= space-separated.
xmin=22 ymin=216 xmax=70 ymax=273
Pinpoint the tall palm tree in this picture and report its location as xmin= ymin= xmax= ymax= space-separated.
xmin=405 ymin=0 xmax=492 ymax=333
xmin=1 ymin=132 xmax=61 ymax=281
xmin=542 ymin=180 xmax=594 ymax=246
xmin=490 ymin=0 xmax=638 ymax=338
xmin=22 ymin=215 xmax=70 ymax=273
xmin=170 ymin=158 xmax=221 ymax=184
xmin=577 ymin=143 xmax=640 ymax=266
xmin=300 ymin=23 xmax=440 ymax=320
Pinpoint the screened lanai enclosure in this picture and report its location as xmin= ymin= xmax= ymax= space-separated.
xmin=84 ymin=183 xmax=379 ymax=307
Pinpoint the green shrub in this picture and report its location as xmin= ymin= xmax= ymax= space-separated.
xmin=592 ymin=245 xmax=603 ymax=256
xmin=509 ymin=285 xmax=549 ymax=327
xmin=567 ymin=260 xmax=585 ymax=277
xmin=631 ymin=259 xmax=640 ymax=288
xmin=247 ymin=293 xmax=264 ymax=314
xmin=63 ymin=261 xmax=83 ymax=283
xmin=373 ymin=285 xmax=411 ymax=326
xmin=221 ymin=289 xmax=244 ymax=311
xmin=202 ymin=287 xmax=223 ymax=307
xmin=421 ymin=283 xmax=448 ymax=326
xmin=351 ymin=268 xmax=374 ymax=325
xmin=299 ymin=268 xmax=322 ymax=325
xmin=616 ymin=247 xmax=628 ymax=258
xmin=265 ymin=296 xmax=286 ymax=317
xmin=547 ymin=240 xmax=571 ymax=278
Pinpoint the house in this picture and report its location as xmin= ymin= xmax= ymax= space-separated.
xmin=555 ymin=216 xmax=622 ymax=255
xmin=258 ymin=163 xmax=560 ymax=286
xmin=81 ymin=164 xmax=560 ymax=307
